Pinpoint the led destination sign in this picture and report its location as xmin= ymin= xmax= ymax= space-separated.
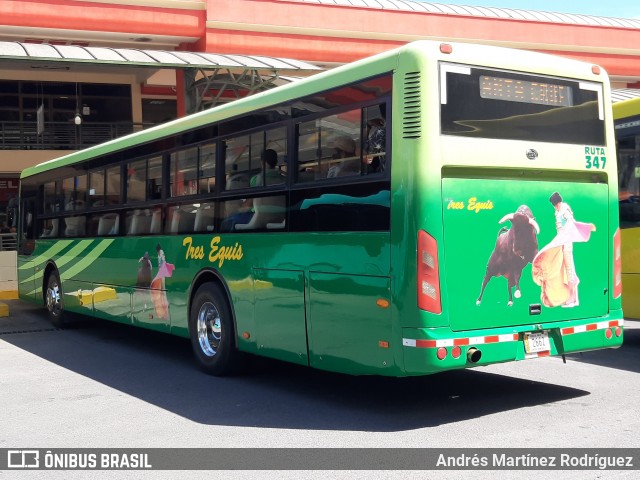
xmin=480 ymin=76 xmax=573 ymax=107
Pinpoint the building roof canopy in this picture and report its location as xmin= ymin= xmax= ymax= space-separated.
xmin=0 ymin=41 xmax=321 ymax=73
xmin=297 ymin=0 xmax=640 ymax=29
xmin=612 ymin=89 xmax=640 ymax=103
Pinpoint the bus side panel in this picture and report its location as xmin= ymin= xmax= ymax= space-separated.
xmin=308 ymin=272 xmax=394 ymax=375
xmin=253 ymin=268 xmax=308 ymax=366
xmin=17 ymin=256 xmax=37 ymax=302
xmin=621 ymin=227 xmax=640 ymax=319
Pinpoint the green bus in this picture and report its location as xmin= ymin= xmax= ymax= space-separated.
xmin=17 ymin=41 xmax=623 ymax=376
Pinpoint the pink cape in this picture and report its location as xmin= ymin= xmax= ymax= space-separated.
xmin=531 ymin=221 xmax=595 ymax=307
xmin=150 ymin=262 xmax=175 ymax=319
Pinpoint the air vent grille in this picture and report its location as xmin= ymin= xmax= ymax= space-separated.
xmin=403 ymin=72 xmax=421 ymax=139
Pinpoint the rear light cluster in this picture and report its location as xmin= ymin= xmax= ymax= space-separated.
xmin=417 ymin=230 xmax=441 ymax=313
xmin=613 ymin=228 xmax=622 ymax=298
xmin=436 ymin=346 xmax=462 ymax=360
xmin=605 ymin=327 xmax=623 ymax=339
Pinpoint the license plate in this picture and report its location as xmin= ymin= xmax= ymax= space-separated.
xmin=524 ymin=331 xmax=550 ymax=354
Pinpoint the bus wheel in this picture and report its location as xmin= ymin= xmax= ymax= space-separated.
xmin=45 ymin=271 xmax=65 ymax=328
xmin=189 ymin=283 xmax=238 ymax=375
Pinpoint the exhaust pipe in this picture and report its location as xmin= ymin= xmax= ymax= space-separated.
xmin=467 ymin=347 xmax=482 ymax=363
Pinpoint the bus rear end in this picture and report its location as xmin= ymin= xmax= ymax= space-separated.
xmin=399 ymin=42 xmax=623 ymax=375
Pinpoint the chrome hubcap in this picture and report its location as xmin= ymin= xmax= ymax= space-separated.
xmin=197 ymin=301 xmax=221 ymax=357
xmin=46 ymin=281 xmax=61 ymax=316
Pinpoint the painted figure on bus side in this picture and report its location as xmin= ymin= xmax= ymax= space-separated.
xmin=476 ymin=205 xmax=540 ymax=306
xmin=532 ymin=192 xmax=596 ymax=308
xmin=150 ymin=243 xmax=175 ymax=319
xmin=136 ymin=251 xmax=152 ymax=288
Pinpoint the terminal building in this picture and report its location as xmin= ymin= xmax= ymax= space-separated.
xmin=2 ymin=0 xmax=640 ymax=211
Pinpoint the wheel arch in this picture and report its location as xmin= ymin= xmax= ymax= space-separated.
xmin=42 ymin=261 xmax=61 ymax=306
xmin=188 ymin=268 xmax=238 ymax=347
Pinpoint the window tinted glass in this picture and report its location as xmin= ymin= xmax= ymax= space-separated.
xmin=43 ymin=181 xmax=57 ymax=213
xmin=127 ymin=159 xmax=147 ymax=203
xmin=617 ymin=118 xmax=640 ymax=228
xmin=199 ymin=143 xmax=216 ymax=194
xmin=89 ymin=170 xmax=104 ymax=207
xmin=224 ymin=127 xmax=286 ymax=191
xmin=148 ymin=156 xmax=163 ymax=200
xmin=297 ymin=109 xmax=361 ymax=180
xmin=290 ymin=182 xmax=390 ymax=232
xmin=441 ymin=64 xmax=605 ymax=145
xmin=106 ymin=165 xmax=121 ymax=205
xmin=292 ymin=75 xmax=392 ymax=117
xmin=170 ymin=147 xmax=198 ymax=197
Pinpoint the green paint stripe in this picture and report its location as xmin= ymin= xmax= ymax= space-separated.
xmin=18 ymin=240 xmax=74 ymax=270
xmin=54 ymin=240 xmax=96 ymax=270
xmin=60 ymin=239 xmax=115 ymax=280
xmin=19 ymin=239 xmax=95 ymax=285
xmin=23 ymin=239 xmax=115 ymax=297
xmin=19 ymin=269 xmax=43 ymax=286
xmin=25 ymin=287 xmax=42 ymax=297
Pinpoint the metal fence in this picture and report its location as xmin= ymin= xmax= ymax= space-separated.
xmin=0 ymin=121 xmax=153 ymax=150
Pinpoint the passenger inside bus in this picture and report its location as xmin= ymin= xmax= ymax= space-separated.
xmin=364 ymin=110 xmax=386 ymax=173
xmin=326 ymin=136 xmax=359 ymax=178
xmin=250 ymin=149 xmax=284 ymax=186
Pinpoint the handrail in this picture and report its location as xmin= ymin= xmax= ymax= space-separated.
xmin=0 ymin=121 xmax=155 ymax=150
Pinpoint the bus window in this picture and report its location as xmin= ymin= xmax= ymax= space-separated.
xmin=127 ymin=159 xmax=147 ymax=203
xmin=363 ymin=103 xmax=387 ymax=173
xmin=224 ymin=128 xmax=286 ymax=191
xmin=105 ymin=165 xmax=121 ymax=205
xmin=148 ymin=155 xmax=163 ymax=200
xmin=193 ymin=202 xmax=216 ymax=233
xmin=441 ymin=65 xmax=605 ymax=145
xmin=296 ymin=109 xmax=361 ymax=181
xmin=88 ymin=170 xmax=104 ymax=207
xmin=43 ymin=181 xmax=58 ymax=213
xmin=234 ymin=195 xmax=286 ymax=231
xmin=61 ymin=177 xmax=75 ymax=211
xmin=170 ymin=147 xmax=198 ymax=197
xmin=617 ymin=128 xmax=640 ymax=226
xmin=199 ymin=143 xmax=216 ymax=194
xmin=75 ymin=174 xmax=87 ymax=209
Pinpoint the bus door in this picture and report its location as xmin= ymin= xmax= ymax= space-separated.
xmin=17 ymin=194 xmax=37 ymax=300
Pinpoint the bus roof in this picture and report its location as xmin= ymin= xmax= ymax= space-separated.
xmin=21 ymin=40 xmax=608 ymax=179
xmin=613 ymin=96 xmax=640 ymax=120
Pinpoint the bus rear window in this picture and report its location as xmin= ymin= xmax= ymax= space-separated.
xmin=440 ymin=64 xmax=605 ymax=145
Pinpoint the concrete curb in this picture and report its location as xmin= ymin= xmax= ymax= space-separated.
xmin=0 ymin=290 xmax=18 ymax=300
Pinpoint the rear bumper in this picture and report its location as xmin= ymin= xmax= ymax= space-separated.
xmin=401 ymin=317 xmax=624 ymax=375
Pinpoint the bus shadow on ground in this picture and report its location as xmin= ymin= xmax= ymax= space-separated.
xmin=2 ymin=301 xmax=589 ymax=432
xmin=565 ymin=321 xmax=640 ymax=374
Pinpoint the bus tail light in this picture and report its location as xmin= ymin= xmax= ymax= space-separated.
xmin=418 ymin=230 xmax=442 ymax=314
xmin=440 ymin=43 xmax=453 ymax=54
xmin=614 ymin=228 xmax=622 ymax=299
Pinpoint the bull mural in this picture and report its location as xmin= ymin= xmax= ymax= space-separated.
xmin=476 ymin=205 xmax=540 ymax=306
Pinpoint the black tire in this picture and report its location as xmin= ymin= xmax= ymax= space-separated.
xmin=189 ymin=283 xmax=239 ymax=375
xmin=45 ymin=270 xmax=65 ymax=328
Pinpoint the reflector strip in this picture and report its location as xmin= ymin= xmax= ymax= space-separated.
xmin=403 ymin=333 xmax=518 ymax=348
xmin=525 ymin=351 xmax=551 ymax=359
xmin=561 ymin=319 xmax=623 ymax=336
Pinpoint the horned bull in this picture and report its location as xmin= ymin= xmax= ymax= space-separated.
xmin=476 ymin=205 xmax=540 ymax=306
